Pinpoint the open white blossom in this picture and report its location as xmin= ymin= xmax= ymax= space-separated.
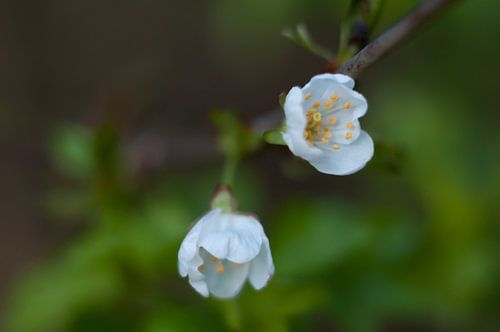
xmin=178 ymin=209 xmax=274 ymax=298
xmin=282 ymin=73 xmax=374 ymax=175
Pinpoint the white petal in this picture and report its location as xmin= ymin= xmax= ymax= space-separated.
xmin=308 ymin=73 xmax=355 ymax=89
xmin=283 ymin=87 xmax=322 ymax=160
xmin=309 ymin=131 xmax=374 ymax=175
xmin=198 ymin=213 xmax=263 ymax=263
xmin=330 ymin=119 xmax=361 ymax=145
xmin=248 ymin=237 xmax=274 ymax=290
xmin=189 ymin=279 xmax=209 ymax=297
xmin=178 ymin=209 xmax=221 ymax=276
xmin=200 ymin=249 xmax=250 ymax=298
xmin=325 ymin=84 xmax=367 ymax=119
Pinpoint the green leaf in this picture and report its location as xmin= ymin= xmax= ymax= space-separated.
xmin=282 ymin=24 xmax=333 ymax=61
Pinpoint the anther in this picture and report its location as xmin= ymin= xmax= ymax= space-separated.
xmin=305 ymin=92 xmax=312 ymax=100
xmin=343 ymin=102 xmax=352 ymax=109
xmin=215 ymin=264 xmax=225 ymax=273
xmin=329 ymin=116 xmax=337 ymax=125
xmin=198 ymin=264 xmax=206 ymax=272
xmin=332 ymin=144 xmax=340 ymax=150
xmin=329 ymin=95 xmax=339 ymax=102
xmin=345 ymin=132 xmax=353 ymax=140
xmin=313 ymin=112 xmax=322 ymax=122
xmin=321 ymin=137 xmax=329 ymax=144
xmin=324 ymin=100 xmax=333 ymax=109
xmin=346 ymin=122 xmax=355 ymax=129
xmin=312 ymin=102 xmax=320 ymax=108
xmin=210 ymin=257 xmax=220 ymax=263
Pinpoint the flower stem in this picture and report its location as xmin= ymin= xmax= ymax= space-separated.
xmin=221 ymin=154 xmax=239 ymax=187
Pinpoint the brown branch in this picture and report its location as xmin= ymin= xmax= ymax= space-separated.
xmin=337 ymin=0 xmax=460 ymax=78
xmin=126 ymin=0 xmax=460 ymax=171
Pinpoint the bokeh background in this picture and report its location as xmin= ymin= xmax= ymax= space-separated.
xmin=1 ymin=0 xmax=499 ymax=331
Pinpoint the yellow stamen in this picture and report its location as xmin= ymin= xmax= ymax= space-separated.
xmin=324 ymin=132 xmax=332 ymax=138
xmin=198 ymin=264 xmax=206 ymax=272
xmin=345 ymin=132 xmax=353 ymax=140
xmin=305 ymin=92 xmax=312 ymax=100
xmin=312 ymin=102 xmax=320 ymax=108
xmin=323 ymin=127 xmax=330 ymax=132
xmin=313 ymin=112 xmax=322 ymax=122
xmin=324 ymin=100 xmax=334 ymax=109
xmin=210 ymin=257 xmax=219 ymax=263
xmin=332 ymin=144 xmax=340 ymax=150
xmin=321 ymin=137 xmax=329 ymax=144
xmin=329 ymin=116 xmax=337 ymax=125
xmin=330 ymin=95 xmax=339 ymax=102
xmin=231 ymin=263 xmax=241 ymax=269
xmin=215 ymin=264 xmax=225 ymax=273
xmin=343 ymin=102 xmax=352 ymax=109
xmin=346 ymin=122 xmax=355 ymax=129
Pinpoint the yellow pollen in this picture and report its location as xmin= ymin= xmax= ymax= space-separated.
xmin=210 ymin=257 xmax=219 ymax=263
xmin=324 ymin=100 xmax=334 ymax=109
xmin=329 ymin=116 xmax=337 ymax=125
xmin=312 ymin=102 xmax=320 ymax=108
xmin=321 ymin=137 xmax=329 ymax=144
xmin=343 ymin=102 xmax=352 ymax=109
xmin=313 ymin=112 xmax=322 ymax=122
xmin=346 ymin=122 xmax=355 ymax=129
xmin=324 ymin=132 xmax=332 ymax=138
xmin=330 ymin=95 xmax=339 ymax=102
xmin=345 ymin=132 xmax=353 ymax=140
xmin=231 ymin=263 xmax=241 ymax=269
xmin=215 ymin=264 xmax=225 ymax=273
xmin=198 ymin=264 xmax=206 ymax=272
xmin=332 ymin=144 xmax=340 ymax=150
xmin=306 ymin=109 xmax=315 ymax=115
xmin=323 ymin=127 xmax=330 ymax=132
xmin=305 ymin=92 xmax=312 ymax=100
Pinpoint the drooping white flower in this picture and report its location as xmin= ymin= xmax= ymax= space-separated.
xmin=178 ymin=209 xmax=274 ymax=298
xmin=282 ymin=73 xmax=374 ymax=175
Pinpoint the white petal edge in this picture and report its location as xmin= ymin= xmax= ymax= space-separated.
xmin=248 ymin=237 xmax=274 ymax=290
xmin=198 ymin=214 xmax=263 ymax=264
xmin=309 ymin=131 xmax=374 ymax=175
xmin=307 ymin=73 xmax=355 ymax=89
xmin=178 ymin=209 xmax=222 ymax=276
xmin=189 ymin=279 xmax=209 ymax=297
xmin=282 ymin=86 xmax=322 ymax=160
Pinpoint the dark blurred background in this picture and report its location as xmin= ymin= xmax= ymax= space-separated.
xmin=1 ymin=0 xmax=499 ymax=331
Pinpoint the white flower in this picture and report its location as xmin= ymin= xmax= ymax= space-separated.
xmin=282 ymin=73 xmax=374 ymax=175
xmin=178 ymin=209 xmax=274 ymax=298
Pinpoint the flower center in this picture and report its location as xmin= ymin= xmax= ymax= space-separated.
xmin=198 ymin=250 xmax=242 ymax=274
xmin=303 ymin=93 xmax=355 ymax=150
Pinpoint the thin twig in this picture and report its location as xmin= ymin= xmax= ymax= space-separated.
xmin=337 ymin=0 xmax=460 ymax=78
xmin=127 ymin=0 xmax=460 ymax=170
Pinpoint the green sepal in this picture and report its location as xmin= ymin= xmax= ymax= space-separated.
xmin=279 ymin=91 xmax=287 ymax=109
xmin=263 ymin=122 xmax=287 ymax=146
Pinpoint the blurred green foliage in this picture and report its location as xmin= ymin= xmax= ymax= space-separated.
xmin=4 ymin=0 xmax=500 ymax=331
